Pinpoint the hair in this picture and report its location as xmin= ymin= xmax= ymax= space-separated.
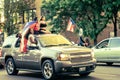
xmin=40 ymin=16 xmax=45 ymax=21
xmin=33 ymin=17 xmax=38 ymax=21
xmin=84 ymin=37 xmax=90 ymax=46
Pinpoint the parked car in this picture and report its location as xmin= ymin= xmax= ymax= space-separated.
xmin=0 ymin=34 xmax=96 ymax=80
xmin=92 ymin=37 xmax=120 ymax=65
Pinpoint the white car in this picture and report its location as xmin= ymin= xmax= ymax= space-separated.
xmin=92 ymin=37 xmax=120 ymax=65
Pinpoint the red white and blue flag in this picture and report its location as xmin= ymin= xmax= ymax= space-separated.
xmin=66 ymin=18 xmax=76 ymax=32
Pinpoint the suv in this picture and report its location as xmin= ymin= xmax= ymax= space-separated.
xmin=0 ymin=34 xmax=96 ymax=80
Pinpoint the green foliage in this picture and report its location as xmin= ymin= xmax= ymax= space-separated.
xmin=4 ymin=0 xmax=34 ymax=35
xmin=42 ymin=0 xmax=109 ymax=44
xmin=102 ymin=0 xmax=120 ymax=36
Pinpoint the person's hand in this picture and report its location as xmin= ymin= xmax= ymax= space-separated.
xmin=85 ymin=43 xmax=88 ymax=46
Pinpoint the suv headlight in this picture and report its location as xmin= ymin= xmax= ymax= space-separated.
xmin=57 ymin=53 xmax=70 ymax=61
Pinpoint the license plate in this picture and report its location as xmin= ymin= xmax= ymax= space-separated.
xmin=79 ymin=67 xmax=86 ymax=72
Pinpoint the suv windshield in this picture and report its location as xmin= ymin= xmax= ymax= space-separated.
xmin=39 ymin=35 xmax=72 ymax=47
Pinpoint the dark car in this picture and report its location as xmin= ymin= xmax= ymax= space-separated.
xmin=0 ymin=34 xmax=96 ymax=80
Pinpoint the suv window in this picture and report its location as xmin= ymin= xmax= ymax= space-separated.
xmin=15 ymin=38 xmax=21 ymax=48
xmin=2 ymin=36 xmax=15 ymax=48
xmin=27 ymin=36 xmax=38 ymax=50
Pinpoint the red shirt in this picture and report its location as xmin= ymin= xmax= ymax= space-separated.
xmin=30 ymin=22 xmax=39 ymax=31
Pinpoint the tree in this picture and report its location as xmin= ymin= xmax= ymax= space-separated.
xmin=42 ymin=0 xmax=69 ymax=33
xmin=42 ymin=0 xmax=109 ymax=44
xmin=4 ymin=0 xmax=34 ymax=35
xmin=75 ymin=0 xmax=110 ymax=44
xmin=102 ymin=0 xmax=120 ymax=37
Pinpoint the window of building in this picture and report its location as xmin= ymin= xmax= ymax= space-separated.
xmin=24 ymin=9 xmax=36 ymax=23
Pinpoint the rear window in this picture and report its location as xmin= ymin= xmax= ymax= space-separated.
xmin=2 ymin=36 xmax=15 ymax=48
xmin=109 ymin=38 xmax=120 ymax=48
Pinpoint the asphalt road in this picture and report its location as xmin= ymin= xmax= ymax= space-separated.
xmin=0 ymin=63 xmax=120 ymax=80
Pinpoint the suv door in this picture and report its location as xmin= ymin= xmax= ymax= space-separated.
xmin=22 ymin=38 xmax=41 ymax=70
xmin=13 ymin=38 xmax=23 ymax=68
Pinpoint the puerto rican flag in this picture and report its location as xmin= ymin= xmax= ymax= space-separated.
xmin=66 ymin=18 xmax=76 ymax=32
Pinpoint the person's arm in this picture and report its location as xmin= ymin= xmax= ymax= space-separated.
xmin=29 ymin=35 xmax=37 ymax=44
xmin=29 ymin=23 xmax=36 ymax=34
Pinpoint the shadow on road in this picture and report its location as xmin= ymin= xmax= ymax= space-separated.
xmin=96 ymin=63 xmax=120 ymax=67
xmin=17 ymin=72 xmax=44 ymax=79
xmin=0 ymin=64 xmax=4 ymax=69
xmin=56 ymin=74 xmax=102 ymax=80
xmin=15 ymin=71 xmax=102 ymax=80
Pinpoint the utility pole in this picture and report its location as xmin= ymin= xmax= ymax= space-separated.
xmin=35 ymin=0 xmax=42 ymax=19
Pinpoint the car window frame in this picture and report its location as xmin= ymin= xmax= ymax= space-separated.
xmin=95 ymin=39 xmax=109 ymax=49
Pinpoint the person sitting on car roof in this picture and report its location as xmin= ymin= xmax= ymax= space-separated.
xmin=39 ymin=16 xmax=51 ymax=34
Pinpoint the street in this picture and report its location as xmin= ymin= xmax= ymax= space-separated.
xmin=0 ymin=63 xmax=120 ymax=80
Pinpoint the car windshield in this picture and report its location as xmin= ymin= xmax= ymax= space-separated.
xmin=38 ymin=35 xmax=72 ymax=47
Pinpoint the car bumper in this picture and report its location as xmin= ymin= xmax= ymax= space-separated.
xmin=54 ymin=59 xmax=96 ymax=74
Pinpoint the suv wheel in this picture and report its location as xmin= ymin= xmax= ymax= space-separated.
xmin=6 ymin=58 xmax=18 ymax=75
xmin=42 ymin=60 xmax=55 ymax=80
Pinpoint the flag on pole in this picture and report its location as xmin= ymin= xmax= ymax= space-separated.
xmin=66 ymin=18 xmax=76 ymax=32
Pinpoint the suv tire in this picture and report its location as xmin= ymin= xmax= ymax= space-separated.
xmin=42 ymin=60 xmax=55 ymax=80
xmin=6 ymin=58 xmax=18 ymax=75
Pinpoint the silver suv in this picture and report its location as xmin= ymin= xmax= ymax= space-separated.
xmin=0 ymin=34 xmax=96 ymax=80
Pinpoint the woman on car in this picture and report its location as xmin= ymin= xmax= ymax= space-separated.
xmin=39 ymin=16 xmax=51 ymax=34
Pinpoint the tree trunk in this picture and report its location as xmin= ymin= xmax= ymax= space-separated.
xmin=113 ymin=12 xmax=118 ymax=37
xmin=94 ymin=38 xmax=97 ymax=45
xmin=114 ymin=17 xmax=117 ymax=37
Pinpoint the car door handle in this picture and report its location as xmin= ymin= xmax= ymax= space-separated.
xmin=105 ymin=48 xmax=111 ymax=50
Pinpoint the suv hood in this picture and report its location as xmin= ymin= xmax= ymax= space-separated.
xmin=48 ymin=46 xmax=91 ymax=53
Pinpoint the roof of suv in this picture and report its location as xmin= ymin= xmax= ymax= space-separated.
xmin=6 ymin=34 xmax=59 ymax=38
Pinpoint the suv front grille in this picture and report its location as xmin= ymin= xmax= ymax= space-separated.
xmin=70 ymin=52 xmax=92 ymax=63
